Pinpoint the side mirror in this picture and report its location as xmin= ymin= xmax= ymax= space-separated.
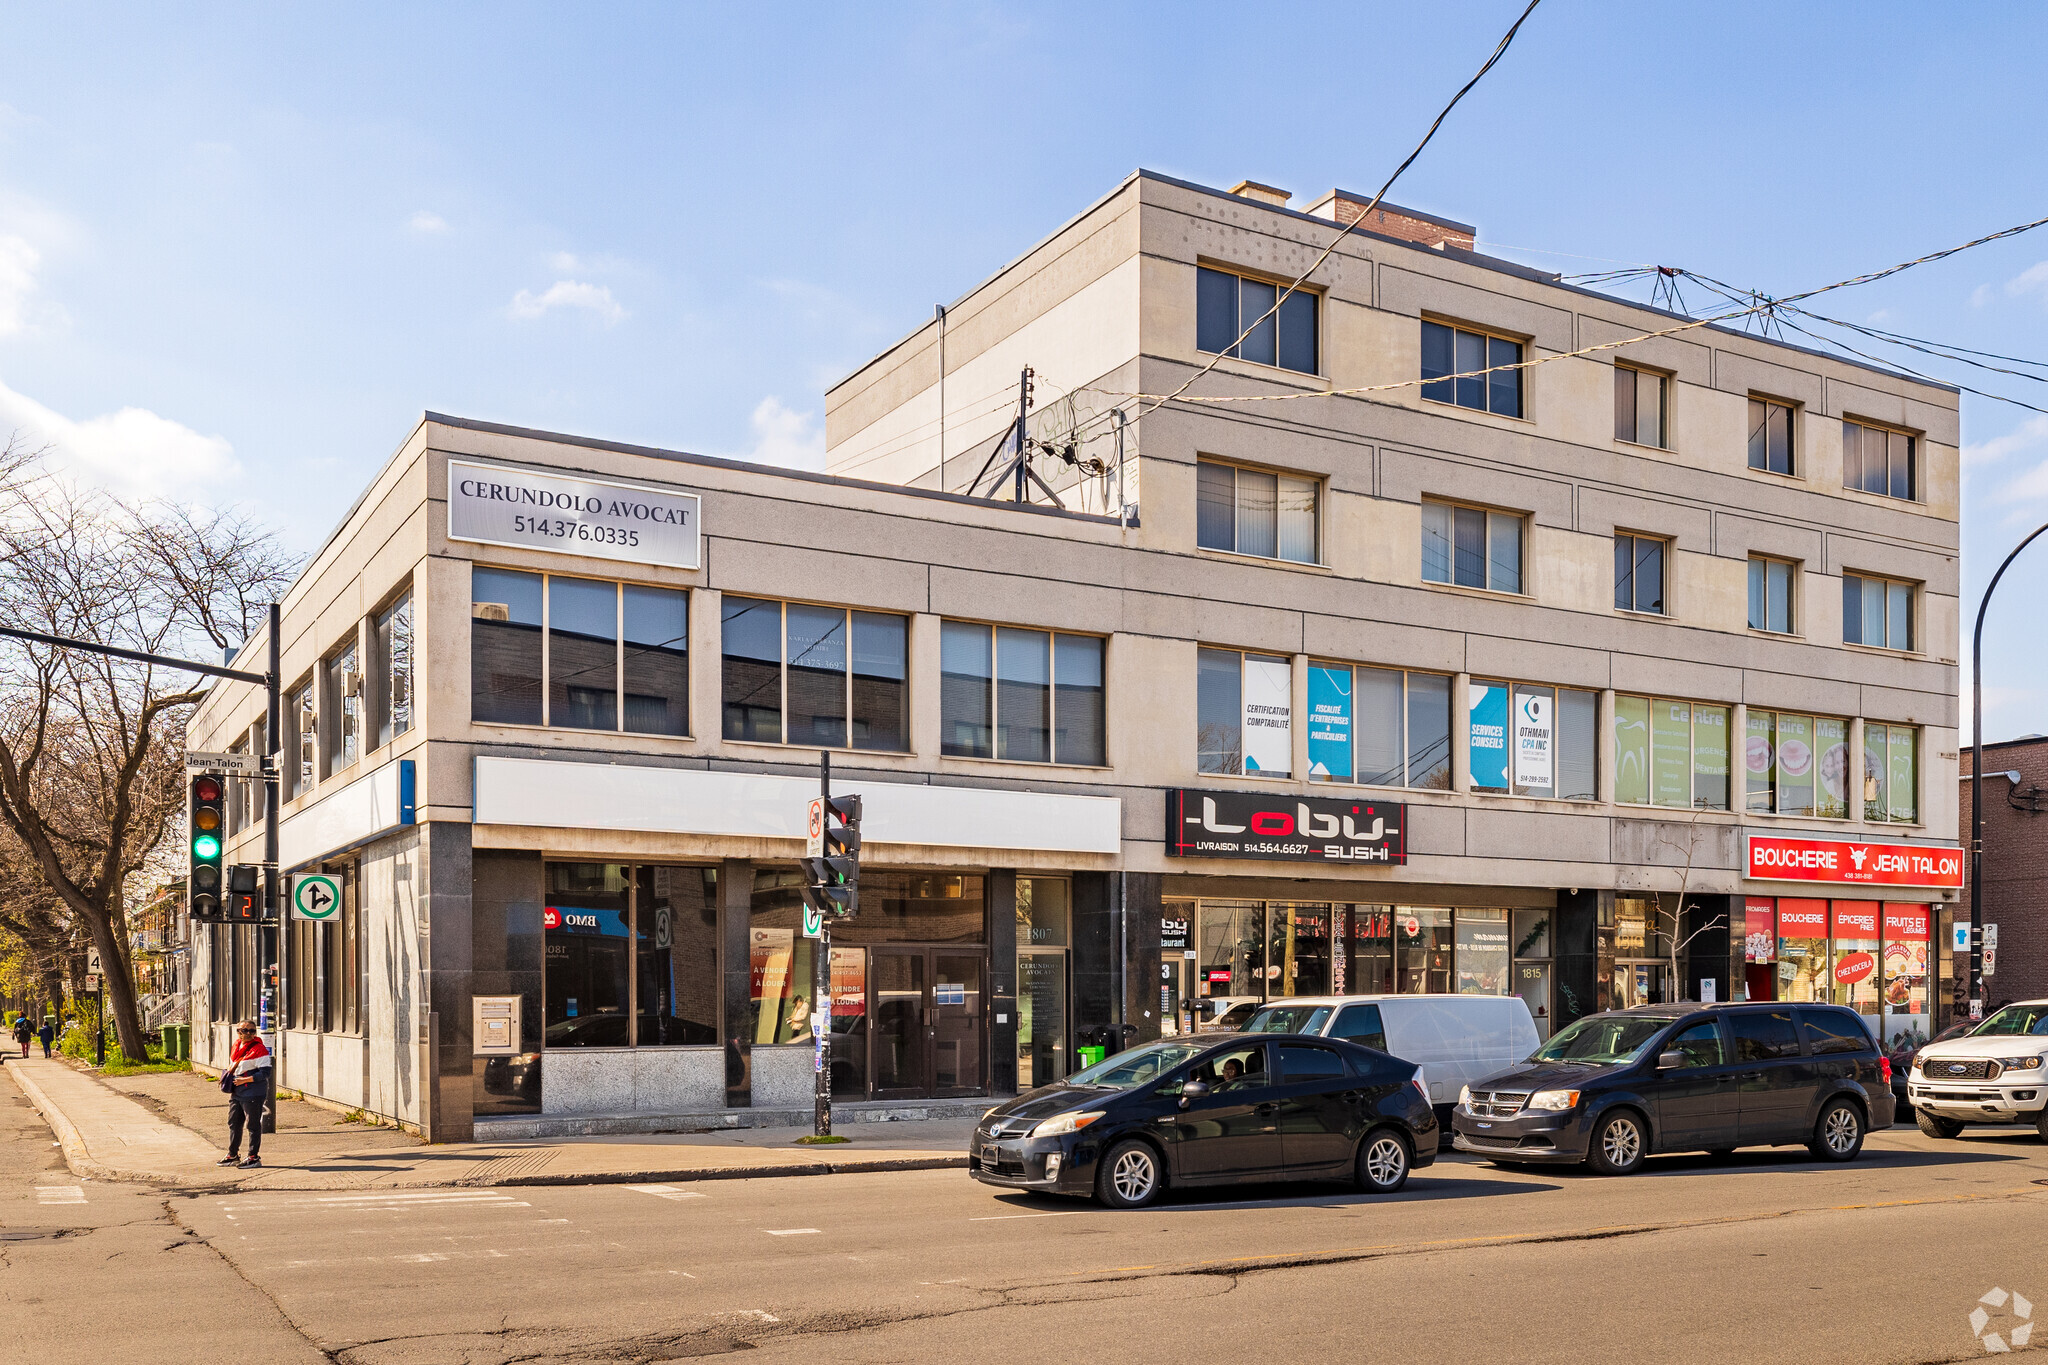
xmin=1657 ymin=1050 xmax=1686 ymax=1070
xmin=1178 ymin=1079 xmax=1211 ymax=1110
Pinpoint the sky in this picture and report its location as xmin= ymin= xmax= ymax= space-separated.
xmin=3 ymin=2 xmax=2047 ymax=738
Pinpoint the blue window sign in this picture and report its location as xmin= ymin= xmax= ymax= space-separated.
xmin=1468 ymin=681 xmax=1509 ymax=791
xmin=1307 ymin=665 xmax=1353 ymax=780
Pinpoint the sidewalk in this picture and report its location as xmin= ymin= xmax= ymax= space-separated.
xmin=4 ymin=1057 xmax=973 ymax=1193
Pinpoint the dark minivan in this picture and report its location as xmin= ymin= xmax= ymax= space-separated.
xmin=971 ymin=1033 xmax=1438 ymax=1207
xmin=1451 ymin=1002 xmax=1896 ymax=1175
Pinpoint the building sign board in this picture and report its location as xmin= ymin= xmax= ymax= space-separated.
xmin=1164 ymin=789 xmax=1406 ymax=864
xmin=1306 ymin=665 xmax=1352 ymax=780
xmin=1468 ymin=682 xmax=1508 ymax=790
xmin=1745 ymin=835 xmax=1962 ymax=888
xmin=1241 ymin=656 xmax=1292 ymax=776
xmin=447 ymin=459 xmax=701 ymax=570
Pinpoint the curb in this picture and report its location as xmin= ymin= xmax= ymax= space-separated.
xmin=483 ymin=1155 xmax=969 ymax=1187
xmin=7 ymin=1061 xmax=129 ymax=1185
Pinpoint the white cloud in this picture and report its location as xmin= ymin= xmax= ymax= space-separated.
xmin=507 ymin=280 xmax=624 ymax=325
xmin=548 ymin=251 xmax=583 ymax=273
xmin=2006 ymin=260 xmax=2048 ymax=301
xmin=0 ymin=378 xmax=237 ymax=496
xmin=1967 ymin=415 xmax=2048 ymax=468
xmin=408 ymin=210 xmax=449 ymax=234
xmin=739 ymin=396 xmax=825 ymax=471
xmin=0 ymin=234 xmax=37 ymax=335
xmin=2003 ymin=456 xmax=2048 ymax=502
xmin=1971 ymin=282 xmax=1994 ymax=308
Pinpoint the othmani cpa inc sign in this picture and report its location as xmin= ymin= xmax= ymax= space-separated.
xmin=447 ymin=459 xmax=702 ymax=569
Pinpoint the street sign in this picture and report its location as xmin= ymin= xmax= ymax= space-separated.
xmin=83 ymin=973 xmax=100 ymax=990
xmin=86 ymin=946 xmax=101 ymax=974
xmin=805 ymin=797 xmax=826 ymax=858
xmin=1984 ymin=947 xmax=1998 ymax=977
xmin=1984 ymin=924 xmax=1999 ymax=949
xmin=802 ymin=901 xmax=824 ymax=940
xmin=187 ymin=750 xmax=265 ymax=778
xmin=291 ymin=873 xmax=342 ymax=921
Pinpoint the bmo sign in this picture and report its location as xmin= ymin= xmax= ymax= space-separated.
xmin=1746 ymin=834 xmax=1962 ymax=889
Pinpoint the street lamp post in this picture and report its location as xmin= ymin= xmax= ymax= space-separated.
xmin=1969 ymin=522 xmax=2048 ymax=1018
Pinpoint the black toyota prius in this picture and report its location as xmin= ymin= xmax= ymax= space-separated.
xmin=969 ymin=1033 xmax=1438 ymax=1208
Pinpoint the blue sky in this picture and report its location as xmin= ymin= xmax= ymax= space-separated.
xmin=3 ymin=3 xmax=2046 ymax=737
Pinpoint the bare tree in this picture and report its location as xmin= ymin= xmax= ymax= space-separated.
xmin=1646 ymin=804 xmax=1730 ymax=1001
xmin=0 ymin=435 xmax=297 ymax=1060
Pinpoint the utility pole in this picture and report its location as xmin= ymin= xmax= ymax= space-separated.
xmin=935 ymin=304 xmax=947 ymax=485
xmin=1014 ymin=367 xmax=1033 ymax=502
xmin=815 ymin=751 xmax=832 ymax=1139
xmin=264 ymin=603 xmax=283 ymax=1131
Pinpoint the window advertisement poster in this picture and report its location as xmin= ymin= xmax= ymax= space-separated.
xmin=1744 ymin=897 xmax=1777 ymax=963
xmin=1511 ymin=688 xmax=1553 ymax=790
xmin=1651 ymin=699 xmax=1691 ymax=807
xmin=1241 ymin=655 xmax=1293 ymax=776
xmin=1776 ymin=712 xmax=1816 ymax=816
xmin=1614 ymin=694 xmax=1650 ymax=804
xmin=1888 ymin=730 xmax=1917 ymax=821
xmin=1814 ymin=716 xmax=1850 ymax=819
xmin=1693 ymin=706 xmax=1730 ymax=808
xmin=1306 ymin=665 xmax=1353 ymax=781
xmin=1745 ymin=710 xmax=1776 ymax=807
xmin=1882 ymin=903 xmax=1930 ymax=1043
xmin=1468 ymin=681 xmax=1509 ymax=791
xmin=1777 ymin=899 xmax=1829 ymax=1002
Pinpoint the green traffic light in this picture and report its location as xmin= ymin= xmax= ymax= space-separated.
xmin=193 ymin=834 xmax=221 ymax=860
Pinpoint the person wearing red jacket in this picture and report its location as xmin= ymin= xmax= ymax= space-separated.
xmin=219 ymin=1021 xmax=271 ymax=1169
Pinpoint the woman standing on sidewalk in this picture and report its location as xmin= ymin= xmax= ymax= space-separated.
xmin=219 ymin=1021 xmax=271 ymax=1169
xmin=11 ymin=1014 xmax=28 ymax=1058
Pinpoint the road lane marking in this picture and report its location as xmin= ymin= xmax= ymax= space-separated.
xmin=765 ymin=1228 xmax=820 ymax=1236
xmin=628 ymin=1184 xmax=708 ymax=1201
xmin=35 ymin=1187 xmax=84 ymax=1204
xmin=969 ymin=1211 xmax=1084 ymax=1221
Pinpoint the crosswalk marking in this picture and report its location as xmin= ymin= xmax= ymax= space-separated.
xmin=764 ymin=1228 xmax=820 ymax=1236
xmin=35 ymin=1186 xmax=85 ymax=1205
xmin=627 ymin=1184 xmax=707 ymax=1201
xmin=219 ymin=1191 xmax=530 ymax=1213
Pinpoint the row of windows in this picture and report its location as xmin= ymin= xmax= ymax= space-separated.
xmin=1201 ymin=652 xmax=1920 ymax=820
xmin=1194 ymin=263 xmax=1928 ymax=503
xmin=277 ymin=593 xmax=414 ymax=804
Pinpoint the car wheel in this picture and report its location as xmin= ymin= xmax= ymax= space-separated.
xmin=1094 ymin=1140 xmax=1164 ymax=1209
xmin=1355 ymin=1127 xmax=1411 ymax=1194
xmin=1916 ymin=1110 xmax=1964 ymax=1140
xmin=1586 ymin=1110 xmax=1647 ymax=1176
xmin=2036 ymin=1110 xmax=2048 ymax=1143
xmin=1809 ymin=1099 xmax=1865 ymax=1162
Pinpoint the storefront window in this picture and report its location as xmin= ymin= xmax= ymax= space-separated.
xmin=634 ymin=866 xmax=719 ymax=1044
xmin=1017 ymin=878 xmax=1070 ymax=1089
xmin=1395 ymin=907 xmax=1453 ymax=994
xmin=1882 ymin=903 xmax=1931 ymax=1050
xmin=1199 ymin=900 xmax=1263 ymax=999
xmin=543 ymin=862 xmax=718 ymax=1050
xmin=1268 ymin=904 xmax=1333 ymax=997
xmin=544 ymin=863 xmax=633 ymax=1047
xmin=1349 ymin=906 xmax=1394 ymax=994
xmin=1830 ymin=901 xmax=1881 ymax=1017
xmin=1777 ymin=898 xmax=1829 ymax=1003
xmin=1455 ymin=908 xmax=1510 ymax=994
xmin=1744 ymin=897 xmax=1778 ymax=1002
xmin=1865 ymin=723 xmax=1919 ymax=823
xmin=1747 ymin=710 xmax=1851 ymax=817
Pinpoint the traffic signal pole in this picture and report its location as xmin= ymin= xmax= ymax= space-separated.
xmin=815 ymin=751 xmax=832 ymax=1140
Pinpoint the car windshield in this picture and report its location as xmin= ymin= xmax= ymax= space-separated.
xmin=1528 ymin=1015 xmax=1670 ymax=1065
xmin=1065 ymin=1041 xmax=1209 ymax=1089
xmin=1243 ymin=1005 xmax=1333 ymax=1035
xmin=1973 ymin=1005 xmax=2048 ymax=1037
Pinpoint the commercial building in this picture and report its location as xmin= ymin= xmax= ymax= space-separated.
xmin=1961 ymin=735 xmax=2048 ymax=1009
xmin=186 ymin=170 xmax=1966 ymax=1138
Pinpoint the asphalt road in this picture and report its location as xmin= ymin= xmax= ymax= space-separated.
xmin=6 ymin=1085 xmax=2045 ymax=1365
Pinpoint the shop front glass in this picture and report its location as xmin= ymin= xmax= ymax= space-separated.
xmin=1744 ymin=897 xmax=1778 ymax=1002
xmin=1016 ymin=877 xmax=1069 ymax=1088
xmin=1267 ymin=903 xmax=1334 ymax=998
xmin=1882 ymin=903 xmax=1932 ymax=1051
xmin=1613 ymin=896 xmax=1674 ymax=1007
xmin=1160 ymin=901 xmax=1195 ymax=1035
xmin=1456 ymin=908 xmax=1510 ymax=995
xmin=1350 ymin=906 xmax=1394 ymax=995
xmin=1777 ymin=899 xmax=1830 ymax=1003
xmin=1199 ymin=900 xmax=1264 ymax=1004
xmin=1396 ymin=907 xmax=1454 ymax=994
xmin=543 ymin=862 xmax=721 ymax=1051
xmin=1511 ymin=908 xmax=1552 ymax=1038
xmin=1830 ymin=901 xmax=1881 ymax=1019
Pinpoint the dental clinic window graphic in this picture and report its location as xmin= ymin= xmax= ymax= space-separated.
xmin=1164 ymin=789 xmax=1407 ymax=864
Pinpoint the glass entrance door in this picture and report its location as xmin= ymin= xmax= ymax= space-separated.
xmin=870 ymin=950 xmax=926 ymax=1097
xmin=1019 ymin=950 xmax=1068 ymax=1084
xmin=932 ymin=953 xmax=983 ymax=1094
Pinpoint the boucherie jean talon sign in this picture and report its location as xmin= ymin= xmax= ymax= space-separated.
xmin=1165 ymin=789 xmax=1406 ymax=864
xmin=1745 ymin=834 xmax=1962 ymax=888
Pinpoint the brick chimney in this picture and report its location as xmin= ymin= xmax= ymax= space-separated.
xmin=1228 ymin=179 xmax=1292 ymax=208
xmin=1302 ymin=189 xmax=1475 ymax=250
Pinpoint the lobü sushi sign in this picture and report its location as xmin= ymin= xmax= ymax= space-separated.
xmin=1745 ymin=835 xmax=1962 ymax=888
xmin=1165 ymin=789 xmax=1406 ymax=864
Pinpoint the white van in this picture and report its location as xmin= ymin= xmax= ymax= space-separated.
xmin=1242 ymin=994 xmax=1540 ymax=1107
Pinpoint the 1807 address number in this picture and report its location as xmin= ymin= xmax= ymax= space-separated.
xmin=511 ymin=515 xmax=640 ymax=547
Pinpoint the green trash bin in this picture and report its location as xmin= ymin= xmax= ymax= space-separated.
xmin=1075 ymin=1045 xmax=1106 ymax=1069
xmin=163 ymin=1024 xmax=189 ymax=1061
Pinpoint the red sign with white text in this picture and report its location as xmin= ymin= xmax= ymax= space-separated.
xmin=542 ymin=907 xmax=561 ymax=930
xmin=1778 ymin=899 xmax=1828 ymax=935
xmin=1833 ymin=951 xmax=1877 ymax=985
xmin=1746 ymin=836 xmax=1962 ymax=888
xmin=1831 ymin=901 xmax=1880 ymax=938
xmin=1883 ymin=903 xmax=1931 ymax=941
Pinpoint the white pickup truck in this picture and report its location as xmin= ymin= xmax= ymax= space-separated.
xmin=1908 ymin=999 xmax=2048 ymax=1140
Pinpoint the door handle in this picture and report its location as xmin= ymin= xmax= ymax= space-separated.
xmin=1739 ymin=1072 xmax=1764 ymax=1083
xmin=1254 ymin=1103 xmax=1279 ymax=1116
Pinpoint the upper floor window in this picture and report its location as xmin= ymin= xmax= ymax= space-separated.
xmin=1198 ymin=647 xmax=1292 ymax=778
xmin=1747 ymin=397 xmax=1796 ymax=475
xmin=1421 ymin=500 xmax=1522 ymax=593
xmin=1843 ymin=420 xmax=1916 ymax=501
xmin=1468 ymin=679 xmax=1598 ymax=800
xmin=1196 ymin=460 xmax=1319 ymax=564
xmin=1613 ymin=534 xmax=1666 ymax=614
xmin=1196 ymin=266 xmax=1318 ymax=374
xmin=1421 ymin=320 xmax=1522 ymax=417
xmin=1748 ymin=556 xmax=1796 ymax=634
xmin=1306 ymin=663 xmax=1451 ymax=791
xmin=321 ymin=636 xmax=362 ymax=775
xmin=288 ymin=681 xmax=315 ymax=800
xmin=1744 ymin=711 xmax=1850 ymax=819
xmin=1614 ymin=696 xmax=1733 ymax=810
xmin=721 ymin=596 xmax=905 ymax=751
xmin=1842 ymin=573 xmax=1914 ymax=651
xmin=940 ymin=621 xmax=1104 ymax=766
xmin=471 ymin=566 xmax=690 ymax=735
xmin=373 ymin=593 xmax=414 ymax=748
xmin=1614 ymin=365 xmax=1668 ymax=448
xmin=1864 ymin=723 xmax=1919 ymax=823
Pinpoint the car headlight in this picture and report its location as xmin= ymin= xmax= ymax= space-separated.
xmin=1909 ymin=1056 xmax=1923 ymax=1073
xmin=1029 ymin=1111 xmax=1105 ymax=1139
xmin=1527 ymin=1089 xmax=1580 ymax=1112
xmin=1458 ymin=1085 xmax=1473 ymax=1109
xmin=1998 ymin=1056 xmax=2045 ymax=1071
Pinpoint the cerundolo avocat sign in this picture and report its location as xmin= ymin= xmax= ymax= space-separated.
xmin=1164 ymin=789 xmax=1406 ymax=864
xmin=447 ymin=459 xmax=701 ymax=569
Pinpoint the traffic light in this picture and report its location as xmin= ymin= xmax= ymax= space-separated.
xmin=225 ymin=864 xmax=262 ymax=922
xmin=188 ymin=773 xmax=225 ymax=920
xmin=800 ymin=794 xmax=862 ymax=919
